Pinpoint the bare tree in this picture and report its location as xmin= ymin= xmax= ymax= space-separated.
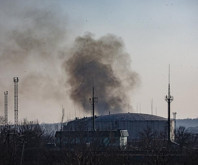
xmin=175 ymin=126 xmax=190 ymax=151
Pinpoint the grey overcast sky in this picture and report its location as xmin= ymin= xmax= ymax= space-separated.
xmin=0 ymin=0 xmax=197 ymax=123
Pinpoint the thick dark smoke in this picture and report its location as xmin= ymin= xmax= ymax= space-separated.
xmin=0 ymin=1 xmax=139 ymax=121
xmin=64 ymin=34 xmax=139 ymax=114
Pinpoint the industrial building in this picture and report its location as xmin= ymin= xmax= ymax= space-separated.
xmin=63 ymin=113 xmax=175 ymax=142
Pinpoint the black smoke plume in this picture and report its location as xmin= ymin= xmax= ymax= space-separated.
xmin=0 ymin=1 xmax=139 ymax=121
xmin=64 ymin=34 xmax=139 ymax=114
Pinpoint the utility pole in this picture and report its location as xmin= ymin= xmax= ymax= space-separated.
xmin=4 ymin=91 xmax=8 ymax=125
xmin=14 ymin=77 xmax=19 ymax=125
xmin=89 ymin=87 xmax=97 ymax=131
xmin=165 ymin=65 xmax=174 ymax=143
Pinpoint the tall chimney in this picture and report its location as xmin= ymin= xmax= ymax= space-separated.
xmin=13 ymin=77 xmax=19 ymax=125
xmin=4 ymin=91 xmax=8 ymax=125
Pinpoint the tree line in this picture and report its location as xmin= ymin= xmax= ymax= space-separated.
xmin=0 ymin=121 xmax=197 ymax=165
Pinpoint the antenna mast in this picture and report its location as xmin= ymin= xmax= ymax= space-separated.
xmin=4 ymin=91 xmax=8 ymax=125
xmin=14 ymin=77 xmax=19 ymax=125
xmin=165 ymin=65 xmax=174 ymax=142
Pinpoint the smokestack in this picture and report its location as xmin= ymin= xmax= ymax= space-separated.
xmin=165 ymin=65 xmax=174 ymax=143
xmin=4 ymin=91 xmax=8 ymax=125
xmin=13 ymin=77 xmax=19 ymax=125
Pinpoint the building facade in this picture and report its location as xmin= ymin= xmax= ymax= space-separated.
xmin=64 ymin=113 xmax=174 ymax=142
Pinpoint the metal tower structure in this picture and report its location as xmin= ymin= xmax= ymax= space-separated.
xmin=4 ymin=91 xmax=8 ymax=125
xmin=165 ymin=65 xmax=174 ymax=142
xmin=14 ymin=77 xmax=19 ymax=125
xmin=89 ymin=87 xmax=97 ymax=131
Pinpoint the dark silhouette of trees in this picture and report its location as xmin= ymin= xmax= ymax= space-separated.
xmin=175 ymin=126 xmax=191 ymax=150
xmin=0 ymin=121 xmax=54 ymax=165
xmin=0 ymin=123 xmax=197 ymax=165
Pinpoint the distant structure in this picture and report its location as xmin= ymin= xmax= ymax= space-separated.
xmin=139 ymin=104 xmax=141 ymax=113
xmin=13 ymin=77 xmax=19 ymax=125
xmin=4 ymin=91 xmax=8 ymax=125
xmin=151 ymin=99 xmax=153 ymax=115
xmin=64 ymin=113 xmax=175 ymax=142
xmin=165 ymin=65 xmax=174 ymax=142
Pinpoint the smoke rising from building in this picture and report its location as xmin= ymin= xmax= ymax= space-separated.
xmin=0 ymin=1 xmax=139 ymax=121
xmin=64 ymin=34 xmax=139 ymax=114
